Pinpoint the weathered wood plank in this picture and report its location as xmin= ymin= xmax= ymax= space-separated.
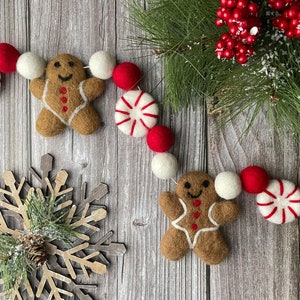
xmin=208 ymin=112 xmax=300 ymax=300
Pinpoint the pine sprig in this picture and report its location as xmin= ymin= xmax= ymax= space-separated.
xmin=25 ymin=193 xmax=76 ymax=244
xmin=0 ymin=234 xmax=32 ymax=292
xmin=130 ymin=0 xmax=300 ymax=140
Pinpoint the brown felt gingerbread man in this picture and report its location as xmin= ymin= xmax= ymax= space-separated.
xmin=30 ymin=53 xmax=104 ymax=137
xmin=159 ymin=171 xmax=239 ymax=265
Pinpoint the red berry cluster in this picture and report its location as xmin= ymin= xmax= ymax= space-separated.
xmin=269 ymin=0 xmax=300 ymax=38
xmin=215 ymin=0 xmax=261 ymax=64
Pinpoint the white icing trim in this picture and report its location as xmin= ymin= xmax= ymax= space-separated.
xmin=41 ymin=80 xmax=89 ymax=127
xmin=42 ymin=80 xmax=68 ymax=126
xmin=171 ymin=198 xmax=219 ymax=249
xmin=68 ymin=81 xmax=88 ymax=126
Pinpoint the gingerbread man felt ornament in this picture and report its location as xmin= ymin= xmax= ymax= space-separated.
xmin=159 ymin=171 xmax=240 ymax=264
xmin=0 ymin=44 xmax=116 ymax=137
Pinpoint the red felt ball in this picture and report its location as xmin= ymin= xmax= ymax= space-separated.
xmin=146 ymin=125 xmax=174 ymax=152
xmin=240 ymin=166 xmax=269 ymax=194
xmin=0 ymin=43 xmax=20 ymax=73
xmin=112 ymin=62 xmax=142 ymax=90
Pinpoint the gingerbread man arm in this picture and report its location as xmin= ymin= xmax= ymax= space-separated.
xmin=159 ymin=192 xmax=184 ymax=221
xmin=211 ymin=200 xmax=239 ymax=226
xmin=81 ymin=78 xmax=105 ymax=101
xmin=29 ymin=78 xmax=46 ymax=100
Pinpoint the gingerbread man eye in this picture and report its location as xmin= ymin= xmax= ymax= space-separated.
xmin=54 ymin=61 xmax=61 ymax=68
xmin=68 ymin=61 xmax=75 ymax=67
xmin=184 ymin=182 xmax=191 ymax=189
xmin=202 ymin=180 xmax=209 ymax=188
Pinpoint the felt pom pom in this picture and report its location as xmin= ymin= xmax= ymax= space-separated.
xmin=240 ymin=166 xmax=269 ymax=194
xmin=146 ymin=126 xmax=174 ymax=152
xmin=17 ymin=52 xmax=46 ymax=79
xmin=115 ymin=90 xmax=159 ymax=137
xmin=214 ymin=171 xmax=242 ymax=200
xmin=112 ymin=62 xmax=142 ymax=90
xmin=0 ymin=43 xmax=20 ymax=73
xmin=89 ymin=51 xmax=116 ymax=80
xmin=151 ymin=153 xmax=178 ymax=179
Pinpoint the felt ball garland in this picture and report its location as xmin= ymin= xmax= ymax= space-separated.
xmin=2 ymin=42 xmax=300 ymax=225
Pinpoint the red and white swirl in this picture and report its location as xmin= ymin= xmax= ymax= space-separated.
xmin=115 ymin=90 xmax=159 ymax=137
xmin=256 ymin=179 xmax=300 ymax=224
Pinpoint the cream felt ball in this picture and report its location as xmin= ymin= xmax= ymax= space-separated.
xmin=214 ymin=171 xmax=242 ymax=200
xmin=89 ymin=51 xmax=116 ymax=80
xmin=17 ymin=52 xmax=46 ymax=79
xmin=151 ymin=153 xmax=178 ymax=179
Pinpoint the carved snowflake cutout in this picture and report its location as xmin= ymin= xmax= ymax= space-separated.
xmin=0 ymin=154 xmax=126 ymax=300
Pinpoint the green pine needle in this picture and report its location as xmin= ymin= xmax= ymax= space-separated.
xmin=129 ymin=0 xmax=300 ymax=140
xmin=0 ymin=234 xmax=32 ymax=293
xmin=25 ymin=193 xmax=77 ymax=244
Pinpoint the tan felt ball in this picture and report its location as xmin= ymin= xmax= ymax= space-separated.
xmin=159 ymin=171 xmax=239 ymax=265
xmin=30 ymin=53 xmax=104 ymax=137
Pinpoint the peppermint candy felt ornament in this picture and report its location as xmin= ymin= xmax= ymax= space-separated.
xmin=240 ymin=165 xmax=300 ymax=224
xmin=11 ymin=47 xmax=116 ymax=137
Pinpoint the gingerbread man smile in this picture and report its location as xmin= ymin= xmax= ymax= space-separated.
xmin=58 ymin=73 xmax=73 ymax=82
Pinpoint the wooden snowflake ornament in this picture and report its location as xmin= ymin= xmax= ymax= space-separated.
xmin=0 ymin=154 xmax=126 ymax=300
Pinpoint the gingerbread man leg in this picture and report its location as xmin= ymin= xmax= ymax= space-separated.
xmin=160 ymin=226 xmax=190 ymax=261
xmin=193 ymin=230 xmax=228 ymax=265
xmin=36 ymin=108 xmax=66 ymax=137
xmin=70 ymin=106 xmax=100 ymax=135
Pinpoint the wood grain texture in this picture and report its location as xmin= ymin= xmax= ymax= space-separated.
xmin=0 ymin=0 xmax=299 ymax=299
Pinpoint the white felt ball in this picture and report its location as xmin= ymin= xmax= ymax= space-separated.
xmin=151 ymin=153 xmax=178 ymax=179
xmin=89 ymin=51 xmax=116 ymax=80
xmin=16 ymin=52 xmax=46 ymax=79
xmin=214 ymin=171 xmax=242 ymax=200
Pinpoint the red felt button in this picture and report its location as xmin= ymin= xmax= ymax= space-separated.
xmin=193 ymin=200 xmax=201 ymax=207
xmin=193 ymin=211 xmax=200 ymax=219
xmin=61 ymin=97 xmax=67 ymax=103
xmin=60 ymin=87 xmax=67 ymax=94
xmin=191 ymin=223 xmax=198 ymax=231
xmin=62 ymin=106 xmax=68 ymax=112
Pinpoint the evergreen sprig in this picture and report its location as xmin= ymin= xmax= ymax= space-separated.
xmin=129 ymin=0 xmax=300 ymax=139
xmin=0 ymin=234 xmax=32 ymax=292
xmin=25 ymin=193 xmax=76 ymax=244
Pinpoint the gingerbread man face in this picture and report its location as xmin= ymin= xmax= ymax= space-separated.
xmin=46 ymin=54 xmax=86 ymax=85
xmin=176 ymin=171 xmax=217 ymax=208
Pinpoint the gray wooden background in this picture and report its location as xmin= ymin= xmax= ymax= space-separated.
xmin=1 ymin=0 xmax=299 ymax=299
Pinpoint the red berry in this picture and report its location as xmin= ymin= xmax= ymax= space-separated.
xmin=222 ymin=9 xmax=232 ymax=21
xmin=245 ymin=34 xmax=256 ymax=44
xmin=278 ymin=19 xmax=289 ymax=30
xmin=221 ymin=33 xmax=231 ymax=40
xmin=223 ymin=48 xmax=235 ymax=59
xmin=215 ymin=49 xmax=225 ymax=59
xmin=237 ymin=0 xmax=249 ymax=9
xmin=237 ymin=55 xmax=248 ymax=64
xmin=215 ymin=18 xmax=225 ymax=26
xmin=240 ymin=166 xmax=269 ymax=194
xmin=286 ymin=8 xmax=298 ymax=19
xmin=290 ymin=18 xmax=299 ymax=27
xmin=248 ymin=3 xmax=259 ymax=15
xmin=216 ymin=40 xmax=226 ymax=49
xmin=286 ymin=29 xmax=294 ymax=37
xmin=220 ymin=0 xmax=228 ymax=7
xmin=233 ymin=8 xmax=243 ymax=20
xmin=217 ymin=8 xmax=224 ymax=18
xmin=294 ymin=27 xmax=300 ymax=37
xmin=273 ymin=0 xmax=286 ymax=10
xmin=237 ymin=45 xmax=248 ymax=55
xmin=226 ymin=0 xmax=237 ymax=9
xmin=226 ymin=38 xmax=236 ymax=49
xmin=229 ymin=25 xmax=239 ymax=35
